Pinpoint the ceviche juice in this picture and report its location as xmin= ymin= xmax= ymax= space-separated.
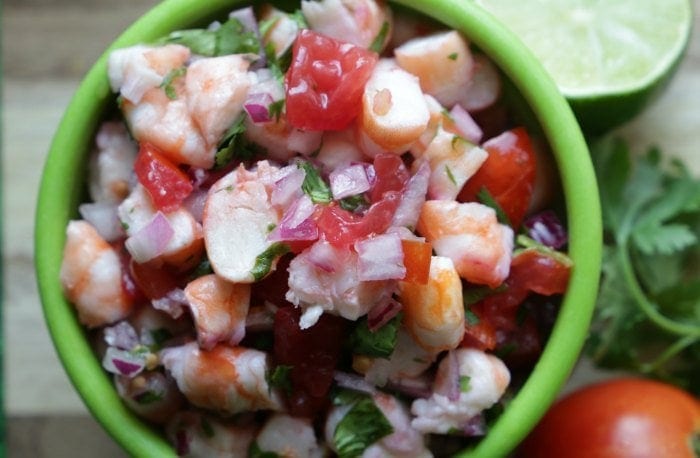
xmin=59 ymin=1 xmax=573 ymax=455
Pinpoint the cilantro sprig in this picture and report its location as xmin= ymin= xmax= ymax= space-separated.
xmin=587 ymin=139 xmax=700 ymax=394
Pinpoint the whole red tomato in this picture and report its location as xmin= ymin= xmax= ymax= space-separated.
xmin=518 ymin=378 xmax=700 ymax=458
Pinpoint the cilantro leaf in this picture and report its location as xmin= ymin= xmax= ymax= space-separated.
xmin=251 ymin=243 xmax=290 ymax=281
xmin=348 ymin=313 xmax=402 ymax=358
xmin=333 ymin=396 xmax=394 ymax=458
xmin=159 ymin=67 xmax=186 ymax=100
xmin=299 ymin=161 xmax=332 ymax=204
xmin=249 ymin=442 xmax=279 ymax=458
xmin=214 ymin=115 xmax=259 ymax=169
xmin=369 ymin=21 xmax=390 ymax=53
xmin=161 ymin=17 xmax=261 ymax=57
xmin=587 ymin=138 xmax=700 ymax=395
xmin=477 ymin=187 xmax=511 ymax=226
xmin=266 ymin=365 xmax=293 ymax=395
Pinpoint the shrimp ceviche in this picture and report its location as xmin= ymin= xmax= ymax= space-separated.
xmin=61 ymin=1 xmax=573 ymax=456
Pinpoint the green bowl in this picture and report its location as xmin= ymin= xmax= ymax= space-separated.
xmin=35 ymin=0 xmax=602 ymax=456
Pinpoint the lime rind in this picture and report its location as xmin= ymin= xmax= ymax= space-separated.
xmin=473 ymin=0 xmax=693 ymax=133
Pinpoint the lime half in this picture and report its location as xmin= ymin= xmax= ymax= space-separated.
xmin=472 ymin=0 xmax=693 ymax=134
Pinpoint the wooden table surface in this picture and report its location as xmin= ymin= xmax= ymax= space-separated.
xmin=2 ymin=1 xmax=698 ymax=456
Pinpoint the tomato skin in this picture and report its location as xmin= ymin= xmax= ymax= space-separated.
xmin=273 ymin=306 xmax=348 ymax=418
xmin=518 ymin=378 xmax=700 ymax=458
xmin=464 ymin=248 xmax=570 ymax=349
xmin=129 ymin=259 xmax=180 ymax=300
xmin=285 ymin=29 xmax=378 ymax=131
xmin=317 ymin=191 xmax=401 ymax=246
xmin=134 ymin=142 xmax=193 ymax=212
xmin=458 ymin=127 xmax=536 ymax=228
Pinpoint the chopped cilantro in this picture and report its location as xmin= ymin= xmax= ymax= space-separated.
xmin=161 ymin=17 xmax=261 ymax=57
xmin=477 ymin=187 xmax=511 ymax=226
xmin=348 ymin=313 xmax=402 ymax=359
xmin=266 ymin=365 xmax=293 ymax=396
xmin=445 ymin=165 xmax=457 ymax=186
xmin=299 ymin=161 xmax=332 ymax=204
xmin=249 ymin=441 xmax=279 ymax=458
xmin=267 ymin=99 xmax=285 ymax=122
xmin=459 ymin=375 xmax=471 ymax=392
xmin=464 ymin=307 xmax=481 ymax=326
xmin=134 ymin=390 xmax=164 ymax=405
xmin=448 ymin=52 xmax=458 ymax=60
xmin=189 ymin=257 xmax=214 ymax=280
xmin=120 ymin=221 xmax=129 ymax=231
xmin=369 ymin=21 xmax=390 ymax=53
xmin=159 ymin=66 xmax=186 ymax=100
xmin=251 ymin=243 xmax=290 ymax=281
xmin=339 ymin=194 xmax=369 ymax=212
xmin=200 ymin=417 xmax=215 ymax=438
xmin=148 ymin=328 xmax=173 ymax=351
xmin=334 ymin=396 xmax=394 ymax=458
xmin=214 ymin=114 xmax=258 ymax=169
xmin=451 ymin=134 xmax=468 ymax=150
xmin=463 ymin=284 xmax=508 ymax=308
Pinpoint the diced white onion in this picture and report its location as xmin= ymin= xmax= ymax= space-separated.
xmin=355 ymin=233 xmax=406 ymax=281
xmin=124 ymin=211 xmax=174 ymax=263
xmin=329 ymin=163 xmax=371 ymax=200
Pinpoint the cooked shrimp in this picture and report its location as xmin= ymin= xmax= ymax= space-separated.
xmin=358 ymin=59 xmax=430 ymax=156
xmin=123 ymin=88 xmax=212 ymax=168
xmin=417 ymin=200 xmax=513 ymax=288
xmin=394 ymin=30 xmax=474 ymax=108
xmin=411 ymin=349 xmax=510 ymax=434
xmin=118 ymin=184 xmax=204 ymax=270
xmin=88 ymin=121 xmax=137 ymax=204
xmin=302 ymin=0 xmax=392 ymax=50
xmin=256 ymin=414 xmax=323 ymax=458
xmin=243 ymin=72 xmax=323 ymax=162
xmin=186 ymin=54 xmax=254 ymax=149
xmin=365 ymin=393 xmax=432 ymax=458
xmin=419 ymin=129 xmax=488 ymax=201
xmin=203 ymin=162 xmax=283 ymax=283
xmin=315 ymin=128 xmax=367 ymax=172
xmin=324 ymin=393 xmax=430 ymax=458
xmin=108 ymin=44 xmax=190 ymax=104
xmin=115 ymin=371 xmax=184 ymax=424
xmin=285 ymin=239 xmax=395 ymax=328
xmin=161 ymin=342 xmax=283 ymax=414
xmin=359 ymin=326 xmax=435 ymax=387
xmin=184 ymin=274 xmax=251 ymax=350
xmin=259 ymin=5 xmax=302 ymax=58
xmin=165 ymin=411 xmax=255 ymax=458
xmin=398 ymin=256 xmax=465 ymax=354
xmin=60 ymin=220 xmax=134 ymax=328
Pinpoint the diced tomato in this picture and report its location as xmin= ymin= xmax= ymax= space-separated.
xmin=463 ymin=247 xmax=571 ymax=349
xmin=134 ymin=142 xmax=193 ymax=212
xmin=401 ymin=239 xmax=432 ymax=284
xmin=369 ymin=154 xmax=410 ymax=203
xmin=273 ymin=306 xmax=347 ymax=418
xmin=461 ymin=318 xmax=497 ymax=351
xmin=512 ymin=248 xmax=571 ymax=296
xmin=458 ymin=127 xmax=536 ymax=228
xmin=317 ymin=191 xmax=401 ymax=246
xmin=285 ymin=29 xmax=378 ymax=131
xmin=129 ymin=259 xmax=181 ymax=300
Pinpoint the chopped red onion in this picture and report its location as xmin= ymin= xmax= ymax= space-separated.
xmin=355 ymin=233 xmax=406 ymax=281
xmin=268 ymin=195 xmax=319 ymax=242
xmin=102 ymin=347 xmax=146 ymax=377
xmin=434 ymin=350 xmax=461 ymax=402
xmin=461 ymin=54 xmax=501 ymax=112
xmin=367 ymin=297 xmax=402 ymax=332
xmin=152 ymin=288 xmax=188 ymax=319
xmin=182 ymin=189 xmax=207 ymax=223
xmin=79 ymin=202 xmax=124 ymax=242
xmin=334 ymin=371 xmax=378 ymax=395
xmin=524 ymin=210 xmax=568 ymax=249
xmin=391 ymin=161 xmax=430 ymax=229
xmin=306 ymin=239 xmax=341 ymax=272
xmin=244 ymin=92 xmax=274 ymax=123
xmin=329 ymin=163 xmax=371 ymax=200
xmin=271 ymin=167 xmax=305 ymax=208
xmin=104 ymin=321 xmax=139 ymax=350
xmin=461 ymin=415 xmax=487 ymax=437
xmin=124 ymin=211 xmax=174 ymax=263
xmin=450 ymin=104 xmax=483 ymax=144
xmin=175 ymin=430 xmax=190 ymax=456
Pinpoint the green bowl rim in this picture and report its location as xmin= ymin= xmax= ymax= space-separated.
xmin=35 ymin=1 xmax=602 ymax=457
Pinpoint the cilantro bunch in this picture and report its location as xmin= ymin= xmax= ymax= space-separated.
xmin=587 ymin=139 xmax=700 ymax=394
